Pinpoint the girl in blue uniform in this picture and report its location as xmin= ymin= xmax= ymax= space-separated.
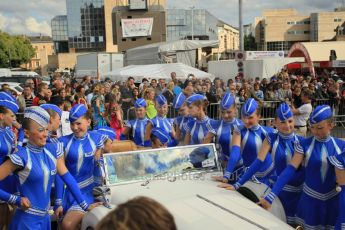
xmin=227 ymin=103 xmax=304 ymax=225
xmin=0 ymin=92 xmax=20 ymax=228
xmin=259 ymin=105 xmax=345 ymax=229
xmin=0 ymin=106 xmax=93 ymax=230
xmin=122 ymin=98 xmax=149 ymax=147
xmin=206 ymin=93 xmax=243 ymax=167
xmin=145 ymin=94 xmax=177 ymax=147
xmin=184 ymin=94 xmax=215 ymax=145
xmin=329 ymin=151 xmax=345 ymax=229
xmin=216 ymin=98 xmax=275 ymax=186
xmin=57 ymin=104 xmax=107 ymax=230
xmin=173 ymin=92 xmax=193 ymax=144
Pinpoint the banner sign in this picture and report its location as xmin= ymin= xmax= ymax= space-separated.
xmin=121 ymin=18 xmax=153 ymax=38
xmin=245 ymin=51 xmax=284 ymax=60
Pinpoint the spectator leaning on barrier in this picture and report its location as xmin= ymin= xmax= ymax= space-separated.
xmin=290 ymin=89 xmax=313 ymax=137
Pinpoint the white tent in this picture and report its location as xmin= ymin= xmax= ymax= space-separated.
xmin=208 ymin=57 xmax=305 ymax=80
xmin=125 ymin=40 xmax=218 ymax=67
xmin=103 ymin=63 xmax=215 ymax=82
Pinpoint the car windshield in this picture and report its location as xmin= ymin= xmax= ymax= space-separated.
xmin=104 ymin=144 xmax=220 ymax=186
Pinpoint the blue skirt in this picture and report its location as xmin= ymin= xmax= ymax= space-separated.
xmin=279 ymin=189 xmax=302 ymax=225
xmin=295 ymin=192 xmax=339 ymax=229
xmin=63 ymin=188 xmax=94 ymax=214
xmin=10 ymin=210 xmax=50 ymax=230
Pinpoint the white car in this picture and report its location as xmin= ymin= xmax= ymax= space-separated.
xmin=0 ymin=82 xmax=23 ymax=95
xmin=82 ymin=144 xmax=292 ymax=230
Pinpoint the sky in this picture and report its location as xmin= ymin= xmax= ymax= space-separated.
xmin=0 ymin=0 xmax=343 ymax=36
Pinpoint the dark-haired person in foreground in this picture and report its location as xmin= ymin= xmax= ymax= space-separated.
xmin=96 ymin=196 xmax=177 ymax=230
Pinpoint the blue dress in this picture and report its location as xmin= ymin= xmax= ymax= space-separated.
xmin=59 ymin=132 xmax=106 ymax=213
xmin=294 ymin=136 xmax=345 ymax=229
xmin=210 ymin=118 xmax=243 ymax=161
xmin=125 ymin=118 xmax=149 ymax=146
xmin=150 ymin=116 xmax=177 ymax=147
xmin=328 ymin=151 xmax=345 ymax=230
xmin=8 ymin=143 xmax=63 ymax=230
xmin=174 ymin=116 xmax=194 ymax=144
xmin=185 ymin=116 xmax=215 ymax=145
xmin=226 ymin=125 xmax=275 ymax=186
xmin=266 ymin=132 xmax=304 ymax=225
xmin=0 ymin=127 xmax=18 ymax=195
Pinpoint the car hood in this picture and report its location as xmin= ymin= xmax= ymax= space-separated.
xmin=82 ymin=172 xmax=292 ymax=230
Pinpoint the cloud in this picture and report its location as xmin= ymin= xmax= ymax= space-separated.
xmin=0 ymin=0 xmax=65 ymax=36
xmin=0 ymin=13 xmax=51 ymax=36
xmin=0 ymin=0 xmax=342 ymax=36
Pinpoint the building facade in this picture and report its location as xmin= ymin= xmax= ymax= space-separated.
xmin=66 ymin=0 xmax=106 ymax=52
xmin=255 ymin=8 xmax=345 ymax=52
xmin=166 ymin=9 xmax=218 ymax=42
xmin=22 ymin=36 xmax=55 ymax=76
xmin=51 ymin=0 xmax=166 ymax=53
xmin=51 ymin=15 xmax=69 ymax=53
xmin=212 ymin=21 xmax=239 ymax=59
xmin=106 ymin=0 xmax=166 ymax=52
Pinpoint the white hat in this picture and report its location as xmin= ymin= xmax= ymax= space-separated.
xmin=24 ymin=106 xmax=50 ymax=128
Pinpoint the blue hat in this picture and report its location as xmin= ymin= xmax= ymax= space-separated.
xmin=94 ymin=126 xmax=116 ymax=141
xmin=172 ymin=92 xmax=186 ymax=109
xmin=0 ymin=92 xmax=16 ymax=102
xmin=0 ymin=99 xmax=19 ymax=114
xmin=276 ymin=103 xmax=293 ymax=121
xmin=151 ymin=127 xmax=170 ymax=144
xmin=309 ymin=105 xmax=332 ymax=125
xmin=40 ymin=104 xmax=62 ymax=118
xmin=185 ymin=94 xmax=205 ymax=106
xmin=189 ymin=147 xmax=210 ymax=168
xmin=134 ymin=98 xmax=146 ymax=108
xmin=69 ymin=104 xmax=88 ymax=123
xmin=221 ymin=92 xmax=235 ymax=110
xmin=241 ymin=98 xmax=258 ymax=117
xmin=155 ymin=94 xmax=167 ymax=107
xmin=24 ymin=106 xmax=50 ymax=128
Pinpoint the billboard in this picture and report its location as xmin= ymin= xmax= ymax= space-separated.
xmin=121 ymin=18 xmax=154 ymax=38
xmin=245 ymin=51 xmax=284 ymax=60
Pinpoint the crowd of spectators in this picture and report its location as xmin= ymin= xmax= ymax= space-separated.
xmin=1 ymin=69 xmax=345 ymax=129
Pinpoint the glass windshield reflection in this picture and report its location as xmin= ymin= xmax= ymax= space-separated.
xmin=104 ymin=144 xmax=219 ymax=186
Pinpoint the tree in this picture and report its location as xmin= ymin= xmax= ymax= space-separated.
xmin=0 ymin=31 xmax=35 ymax=68
xmin=244 ymin=33 xmax=256 ymax=51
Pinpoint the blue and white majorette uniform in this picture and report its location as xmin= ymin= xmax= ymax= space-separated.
xmin=92 ymin=126 xmax=116 ymax=186
xmin=224 ymin=98 xmax=275 ymax=186
xmin=58 ymin=104 xmax=106 ymax=213
xmin=293 ymin=106 xmax=345 ymax=229
xmin=172 ymin=92 xmax=194 ymax=144
xmin=185 ymin=94 xmax=215 ymax=145
xmin=233 ymin=103 xmax=304 ymax=225
xmin=0 ymin=106 xmax=89 ymax=230
xmin=209 ymin=93 xmax=243 ymax=162
xmin=148 ymin=95 xmax=177 ymax=147
xmin=124 ymin=99 xmax=149 ymax=146
xmin=0 ymin=92 xmax=19 ymax=196
xmin=265 ymin=105 xmax=345 ymax=229
xmin=328 ymin=151 xmax=345 ymax=230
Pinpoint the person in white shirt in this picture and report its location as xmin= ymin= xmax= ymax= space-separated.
xmin=290 ymin=89 xmax=313 ymax=137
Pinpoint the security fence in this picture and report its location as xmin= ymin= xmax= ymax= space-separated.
xmin=125 ymin=99 xmax=345 ymax=138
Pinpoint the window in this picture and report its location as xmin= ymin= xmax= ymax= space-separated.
xmin=334 ymin=18 xmax=342 ymax=22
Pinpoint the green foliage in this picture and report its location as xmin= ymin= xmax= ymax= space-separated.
xmin=0 ymin=30 xmax=35 ymax=68
xmin=244 ymin=33 xmax=256 ymax=51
